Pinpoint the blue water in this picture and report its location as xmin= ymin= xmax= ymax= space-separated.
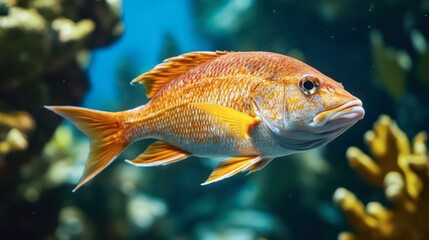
xmin=84 ymin=0 xmax=210 ymax=109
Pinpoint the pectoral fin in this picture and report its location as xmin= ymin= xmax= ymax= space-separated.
xmin=125 ymin=141 xmax=190 ymax=166
xmin=202 ymin=156 xmax=266 ymax=185
xmin=191 ymin=102 xmax=260 ymax=139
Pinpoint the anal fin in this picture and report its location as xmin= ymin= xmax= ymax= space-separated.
xmin=247 ymin=157 xmax=273 ymax=174
xmin=202 ymin=156 xmax=270 ymax=185
xmin=126 ymin=141 xmax=190 ymax=167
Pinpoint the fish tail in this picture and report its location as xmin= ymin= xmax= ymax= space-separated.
xmin=45 ymin=106 xmax=129 ymax=192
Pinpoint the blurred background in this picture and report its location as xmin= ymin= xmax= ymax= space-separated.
xmin=1 ymin=0 xmax=429 ymax=239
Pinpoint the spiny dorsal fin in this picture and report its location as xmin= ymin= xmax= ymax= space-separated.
xmin=201 ymin=156 xmax=264 ymax=185
xmin=125 ymin=141 xmax=190 ymax=167
xmin=131 ymin=51 xmax=231 ymax=98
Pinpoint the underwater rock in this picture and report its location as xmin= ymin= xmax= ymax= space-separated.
xmin=334 ymin=115 xmax=429 ymax=240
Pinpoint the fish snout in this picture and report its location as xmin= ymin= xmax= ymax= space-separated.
xmin=313 ymin=99 xmax=364 ymax=126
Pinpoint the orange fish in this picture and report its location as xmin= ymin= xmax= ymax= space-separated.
xmin=46 ymin=51 xmax=364 ymax=191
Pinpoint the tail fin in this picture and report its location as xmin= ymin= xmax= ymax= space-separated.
xmin=45 ymin=106 xmax=129 ymax=192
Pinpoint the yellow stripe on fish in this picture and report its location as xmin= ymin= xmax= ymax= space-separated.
xmin=45 ymin=51 xmax=365 ymax=191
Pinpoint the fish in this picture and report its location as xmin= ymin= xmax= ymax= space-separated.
xmin=45 ymin=51 xmax=365 ymax=191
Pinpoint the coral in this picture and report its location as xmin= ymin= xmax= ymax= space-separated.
xmin=0 ymin=5 xmax=49 ymax=89
xmin=0 ymin=0 xmax=123 ymax=160
xmin=0 ymin=1 xmax=123 ymax=239
xmin=0 ymin=111 xmax=34 ymax=156
xmin=0 ymin=0 xmax=122 ymax=163
xmin=334 ymin=115 xmax=429 ymax=240
xmin=0 ymin=0 xmax=121 ymax=90
xmin=0 ymin=0 xmax=427 ymax=239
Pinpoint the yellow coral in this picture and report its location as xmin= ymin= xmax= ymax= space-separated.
xmin=0 ymin=111 xmax=34 ymax=156
xmin=334 ymin=115 xmax=429 ymax=240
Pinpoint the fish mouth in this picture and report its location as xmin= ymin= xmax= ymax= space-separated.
xmin=312 ymin=99 xmax=365 ymax=127
xmin=266 ymin=100 xmax=364 ymax=152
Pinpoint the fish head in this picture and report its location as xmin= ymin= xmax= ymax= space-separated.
xmin=263 ymin=59 xmax=365 ymax=152
xmin=284 ymin=73 xmax=364 ymax=127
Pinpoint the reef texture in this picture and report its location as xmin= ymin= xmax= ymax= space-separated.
xmin=0 ymin=0 xmax=122 ymax=170
xmin=0 ymin=0 xmax=122 ymax=239
xmin=334 ymin=115 xmax=429 ymax=240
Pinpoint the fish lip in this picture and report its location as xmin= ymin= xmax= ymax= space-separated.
xmin=312 ymin=99 xmax=364 ymax=127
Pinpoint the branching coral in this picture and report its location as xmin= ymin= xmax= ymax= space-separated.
xmin=334 ymin=115 xmax=429 ymax=240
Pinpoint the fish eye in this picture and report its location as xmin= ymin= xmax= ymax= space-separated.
xmin=298 ymin=75 xmax=320 ymax=95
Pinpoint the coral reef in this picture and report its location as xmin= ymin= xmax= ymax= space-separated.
xmin=0 ymin=0 xmax=122 ymax=90
xmin=0 ymin=0 xmax=123 ymax=239
xmin=334 ymin=115 xmax=429 ymax=240
xmin=0 ymin=111 xmax=34 ymax=156
xmin=369 ymin=28 xmax=429 ymax=136
xmin=0 ymin=0 xmax=428 ymax=239
xmin=0 ymin=0 xmax=122 ymax=161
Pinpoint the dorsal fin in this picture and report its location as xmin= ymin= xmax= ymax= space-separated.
xmin=131 ymin=51 xmax=231 ymax=98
